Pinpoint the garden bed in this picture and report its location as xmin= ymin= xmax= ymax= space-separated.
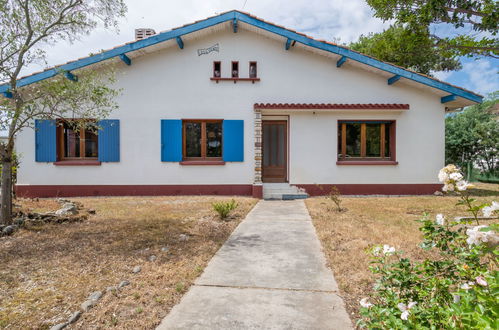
xmin=0 ymin=196 xmax=257 ymax=329
xmin=305 ymin=182 xmax=498 ymax=324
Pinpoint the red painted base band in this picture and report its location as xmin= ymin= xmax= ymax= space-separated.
xmin=15 ymin=185 xmax=253 ymax=198
xmin=15 ymin=183 xmax=442 ymax=198
xmin=296 ymin=184 xmax=442 ymax=196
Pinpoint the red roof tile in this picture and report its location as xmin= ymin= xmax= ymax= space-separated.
xmin=254 ymin=103 xmax=410 ymax=110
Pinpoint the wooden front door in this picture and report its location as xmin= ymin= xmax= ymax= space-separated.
xmin=262 ymin=121 xmax=287 ymax=182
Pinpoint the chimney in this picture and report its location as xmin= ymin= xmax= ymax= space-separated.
xmin=135 ymin=28 xmax=156 ymax=40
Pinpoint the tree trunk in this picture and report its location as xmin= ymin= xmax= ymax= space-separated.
xmin=1 ymin=158 xmax=13 ymax=225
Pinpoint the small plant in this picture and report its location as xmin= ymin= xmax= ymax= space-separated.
xmin=316 ymin=184 xmax=344 ymax=212
xmin=175 ymin=282 xmax=185 ymax=293
xmin=212 ymin=199 xmax=238 ymax=220
xmin=359 ymin=165 xmax=498 ymax=329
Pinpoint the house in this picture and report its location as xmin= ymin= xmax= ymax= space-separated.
xmin=4 ymin=11 xmax=482 ymax=199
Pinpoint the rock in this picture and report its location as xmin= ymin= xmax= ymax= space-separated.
xmin=161 ymin=247 xmax=169 ymax=252
xmin=132 ymin=266 xmax=141 ymax=274
xmin=2 ymin=225 xmax=15 ymax=236
xmin=148 ymin=255 xmax=157 ymax=262
xmin=118 ymin=280 xmax=130 ymax=289
xmin=14 ymin=218 xmax=25 ymax=226
xmin=106 ymin=286 xmax=117 ymax=292
xmin=88 ymin=291 xmax=103 ymax=301
xmin=434 ymin=191 xmax=444 ymax=196
xmin=55 ymin=203 xmax=78 ymax=216
xmin=50 ymin=323 xmax=68 ymax=330
xmin=67 ymin=311 xmax=81 ymax=324
xmin=88 ymin=209 xmax=96 ymax=214
xmin=81 ymin=299 xmax=97 ymax=311
xmin=179 ymin=234 xmax=189 ymax=241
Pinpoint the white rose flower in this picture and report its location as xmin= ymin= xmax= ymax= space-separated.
xmin=372 ymin=246 xmax=382 ymax=256
xmin=400 ymin=310 xmax=410 ymax=320
xmin=438 ymin=169 xmax=449 ymax=183
xmin=460 ymin=282 xmax=474 ymax=290
xmin=360 ymin=297 xmax=373 ymax=308
xmin=398 ymin=303 xmax=407 ymax=312
xmin=442 ymin=183 xmax=454 ymax=192
xmin=382 ymin=244 xmax=396 ymax=255
xmin=483 ymin=206 xmax=493 ymax=217
xmin=456 ymin=180 xmax=471 ymax=191
xmin=449 ymin=172 xmax=463 ymax=181
xmin=435 ymin=214 xmax=445 ymax=226
xmin=476 ymin=276 xmax=488 ymax=287
xmin=466 ymin=225 xmax=498 ymax=246
xmin=407 ymin=301 xmax=417 ymax=309
xmin=452 ymin=294 xmax=460 ymax=303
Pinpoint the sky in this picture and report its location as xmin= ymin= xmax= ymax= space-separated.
xmin=28 ymin=0 xmax=498 ymax=97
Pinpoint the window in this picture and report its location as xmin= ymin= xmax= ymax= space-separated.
xmin=231 ymin=61 xmax=239 ymax=78
xmin=183 ymin=120 xmax=222 ymax=160
xmin=57 ymin=120 xmax=98 ymax=160
xmin=213 ymin=61 xmax=221 ymax=78
xmin=249 ymin=62 xmax=257 ymax=78
xmin=338 ymin=121 xmax=395 ymax=162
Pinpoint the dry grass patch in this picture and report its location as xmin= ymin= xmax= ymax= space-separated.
xmin=305 ymin=183 xmax=498 ymax=323
xmin=0 ymin=196 xmax=257 ymax=329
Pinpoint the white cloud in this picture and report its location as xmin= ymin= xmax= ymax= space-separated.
xmin=432 ymin=71 xmax=453 ymax=81
xmin=462 ymin=59 xmax=499 ymax=95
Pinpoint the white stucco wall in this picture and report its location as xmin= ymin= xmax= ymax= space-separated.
xmin=16 ymin=26 xmax=445 ymax=186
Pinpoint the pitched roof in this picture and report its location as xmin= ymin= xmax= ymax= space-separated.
xmin=0 ymin=10 xmax=482 ymax=105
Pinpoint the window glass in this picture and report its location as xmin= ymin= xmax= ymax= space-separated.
xmin=385 ymin=124 xmax=390 ymax=158
xmin=185 ymin=122 xmax=202 ymax=157
xmin=63 ymin=123 xmax=80 ymax=158
xmin=84 ymin=129 xmax=98 ymax=158
xmin=365 ymin=124 xmax=381 ymax=157
xmin=249 ymin=62 xmax=257 ymax=78
xmin=206 ymin=122 xmax=222 ymax=157
xmin=232 ymin=62 xmax=239 ymax=78
xmin=345 ymin=123 xmax=361 ymax=157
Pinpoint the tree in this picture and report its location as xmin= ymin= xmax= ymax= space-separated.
xmin=365 ymin=0 xmax=498 ymax=59
xmin=350 ymin=25 xmax=462 ymax=75
xmin=0 ymin=0 xmax=126 ymax=225
xmin=445 ymin=93 xmax=499 ymax=176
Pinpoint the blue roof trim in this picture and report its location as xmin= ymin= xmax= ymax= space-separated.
xmin=176 ymin=36 xmax=184 ymax=49
xmin=388 ymin=75 xmax=401 ymax=85
xmin=119 ymin=54 xmax=131 ymax=65
xmin=441 ymin=94 xmax=457 ymax=103
xmin=233 ymin=18 xmax=238 ymax=33
xmin=336 ymin=56 xmax=347 ymax=67
xmin=0 ymin=10 xmax=482 ymax=103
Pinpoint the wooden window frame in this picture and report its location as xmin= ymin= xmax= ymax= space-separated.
xmin=182 ymin=119 xmax=223 ymax=162
xmin=249 ymin=61 xmax=257 ymax=78
xmin=213 ymin=61 xmax=221 ymax=78
xmin=231 ymin=61 xmax=239 ymax=78
xmin=56 ymin=119 xmax=99 ymax=162
xmin=337 ymin=120 xmax=397 ymax=165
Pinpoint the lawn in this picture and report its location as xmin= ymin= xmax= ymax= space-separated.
xmin=0 ymin=196 xmax=257 ymax=329
xmin=305 ymin=183 xmax=498 ymax=324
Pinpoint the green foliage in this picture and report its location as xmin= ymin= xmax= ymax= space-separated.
xmin=446 ymin=93 xmax=499 ymax=176
xmin=365 ymin=0 xmax=498 ymax=59
xmin=359 ymin=167 xmax=498 ymax=329
xmin=212 ymin=199 xmax=238 ymax=220
xmin=350 ymin=25 xmax=461 ymax=75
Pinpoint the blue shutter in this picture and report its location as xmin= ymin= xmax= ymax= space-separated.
xmin=161 ymin=120 xmax=182 ymax=162
xmin=35 ymin=119 xmax=56 ymax=162
xmin=98 ymin=119 xmax=120 ymax=162
xmin=223 ymin=120 xmax=244 ymax=162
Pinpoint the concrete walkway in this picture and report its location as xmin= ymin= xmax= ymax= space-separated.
xmin=157 ymin=200 xmax=352 ymax=330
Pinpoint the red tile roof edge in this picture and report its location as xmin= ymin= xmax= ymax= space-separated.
xmin=254 ymin=103 xmax=410 ymax=110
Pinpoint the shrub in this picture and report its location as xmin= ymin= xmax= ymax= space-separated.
xmin=212 ymin=199 xmax=238 ymax=220
xmin=316 ymin=184 xmax=345 ymax=212
xmin=359 ymin=165 xmax=498 ymax=329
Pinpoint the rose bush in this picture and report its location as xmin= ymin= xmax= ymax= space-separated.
xmin=359 ymin=165 xmax=498 ymax=329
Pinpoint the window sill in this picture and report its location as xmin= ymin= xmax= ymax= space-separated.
xmin=180 ymin=160 xmax=226 ymax=166
xmin=336 ymin=160 xmax=398 ymax=165
xmin=210 ymin=77 xmax=260 ymax=84
xmin=54 ymin=160 xmax=102 ymax=166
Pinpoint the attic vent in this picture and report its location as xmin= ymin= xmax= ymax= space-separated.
xmin=135 ymin=28 xmax=156 ymax=40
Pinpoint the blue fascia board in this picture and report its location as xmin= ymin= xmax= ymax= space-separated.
xmin=233 ymin=18 xmax=238 ymax=33
xmin=176 ymin=36 xmax=184 ymax=49
xmin=0 ymin=10 xmax=482 ymax=103
xmin=119 ymin=54 xmax=131 ymax=65
xmin=336 ymin=56 xmax=347 ymax=67
xmin=441 ymin=94 xmax=457 ymax=103
xmin=234 ymin=12 xmax=482 ymax=103
xmin=388 ymin=75 xmax=401 ymax=85
xmin=64 ymin=71 xmax=78 ymax=81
